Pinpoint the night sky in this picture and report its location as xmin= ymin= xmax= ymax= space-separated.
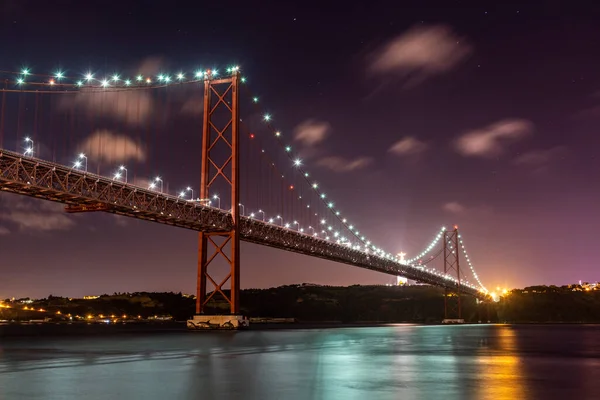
xmin=1 ymin=0 xmax=599 ymax=298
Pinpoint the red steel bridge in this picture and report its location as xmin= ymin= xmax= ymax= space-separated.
xmin=0 ymin=66 xmax=489 ymax=320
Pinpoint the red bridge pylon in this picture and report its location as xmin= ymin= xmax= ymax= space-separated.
xmin=196 ymin=72 xmax=241 ymax=315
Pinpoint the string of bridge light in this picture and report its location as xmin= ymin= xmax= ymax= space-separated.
xmin=398 ymin=226 xmax=483 ymax=291
xmin=457 ymin=233 xmax=488 ymax=292
xmin=405 ymin=226 xmax=446 ymax=264
xmin=0 ymin=66 xmax=245 ymax=91
xmin=242 ymin=129 xmax=361 ymax=247
xmin=242 ymin=90 xmax=399 ymax=261
xmin=444 ymin=234 xmax=485 ymax=292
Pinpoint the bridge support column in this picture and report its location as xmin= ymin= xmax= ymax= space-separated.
xmin=442 ymin=226 xmax=463 ymax=323
xmin=189 ymin=71 xmax=246 ymax=329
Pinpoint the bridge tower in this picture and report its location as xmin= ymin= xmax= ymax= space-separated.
xmin=443 ymin=226 xmax=462 ymax=321
xmin=195 ymin=71 xmax=242 ymax=319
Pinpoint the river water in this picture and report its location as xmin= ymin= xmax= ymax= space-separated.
xmin=0 ymin=324 xmax=598 ymax=399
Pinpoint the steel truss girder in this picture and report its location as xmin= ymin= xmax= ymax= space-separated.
xmin=0 ymin=149 xmax=231 ymax=232
xmin=0 ymin=149 xmax=485 ymax=300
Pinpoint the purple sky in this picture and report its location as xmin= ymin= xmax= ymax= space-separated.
xmin=1 ymin=1 xmax=599 ymax=298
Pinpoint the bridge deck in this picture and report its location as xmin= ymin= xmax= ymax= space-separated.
xmin=0 ymin=149 xmax=484 ymax=299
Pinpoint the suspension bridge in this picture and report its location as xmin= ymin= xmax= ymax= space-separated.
xmin=0 ymin=66 xmax=490 ymax=328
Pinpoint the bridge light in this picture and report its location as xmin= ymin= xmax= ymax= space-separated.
xmin=125 ymin=80 xmax=131 ymax=86
xmin=137 ymin=75 xmax=143 ymax=81
xmin=263 ymin=114 xmax=271 ymax=121
xmin=85 ymin=72 xmax=94 ymax=81
xmin=177 ymin=73 xmax=184 ymax=80
xmin=112 ymin=74 xmax=120 ymax=82
xmin=101 ymin=79 xmax=109 ymax=87
xmin=55 ymin=71 xmax=64 ymax=79
xmin=293 ymin=159 xmax=302 ymax=167
xmin=253 ymin=97 xmax=259 ymax=103
xmin=22 ymin=68 xmax=30 ymax=76
xmin=17 ymin=78 xmax=24 ymax=85
xmin=195 ymin=71 xmax=204 ymax=78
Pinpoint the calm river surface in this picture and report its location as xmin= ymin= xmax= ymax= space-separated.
xmin=0 ymin=324 xmax=598 ymax=399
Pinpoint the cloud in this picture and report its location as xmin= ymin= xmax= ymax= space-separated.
xmin=180 ymin=95 xmax=204 ymax=116
xmin=294 ymin=120 xmax=331 ymax=147
xmin=513 ymin=146 xmax=567 ymax=167
xmin=369 ymin=25 xmax=471 ymax=85
xmin=78 ymin=130 xmax=146 ymax=164
xmin=388 ymin=136 xmax=429 ymax=156
xmin=0 ymin=226 xmax=9 ymax=235
xmin=0 ymin=194 xmax=75 ymax=232
xmin=316 ymin=156 xmax=373 ymax=172
xmin=443 ymin=202 xmax=465 ymax=214
xmin=454 ymin=119 xmax=534 ymax=158
xmin=64 ymin=87 xmax=153 ymax=126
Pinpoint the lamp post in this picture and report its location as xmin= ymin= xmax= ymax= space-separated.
xmin=186 ymin=187 xmax=193 ymax=200
xmin=238 ymin=203 xmax=245 ymax=216
xmin=275 ymin=215 xmax=283 ymax=226
xmin=150 ymin=177 xmax=163 ymax=192
xmin=114 ymin=166 xmax=127 ymax=183
xmin=257 ymin=209 xmax=265 ymax=221
xmin=77 ymin=153 xmax=88 ymax=172
xmin=24 ymin=137 xmax=34 ymax=156
xmin=212 ymin=194 xmax=220 ymax=209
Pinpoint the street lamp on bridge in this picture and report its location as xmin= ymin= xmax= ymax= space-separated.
xmin=212 ymin=194 xmax=220 ymax=209
xmin=113 ymin=166 xmax=127 ymax=183
xmin=74 ymin=153 xmax=87 ymax=172
xmin=24 ymin=137 xmax=34 ymax=156
xmin=178 ymin=187 xmax=193 ymax=201
xmin=256 ymin=209 xmax=265 ymax=221
xmin=149 ymin=177 xmax=163 ymax=192
xmin=238 ymin=203 xmax=245 ymax=216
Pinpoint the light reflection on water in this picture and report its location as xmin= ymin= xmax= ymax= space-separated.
xmin=0 ymin=324 xmax=598 ymax=399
